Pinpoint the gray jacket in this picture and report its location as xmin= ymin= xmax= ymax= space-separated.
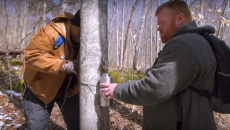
xmin=114 ymin=21 xmax=217 ymax=130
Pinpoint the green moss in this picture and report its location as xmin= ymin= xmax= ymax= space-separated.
xmin=109 ymin=69 xmax=144 ymax=83
xmin=6 ymin=79 xmax=24 ymax=93
xmin=15 ymin=71 xmax=23 ymax=75
xmin=9 ymin=60 xmax=23 ymax=66
xmin=109 ymin=71 xmax=122 ymax=83
xmin=18 ymin=54 xmax=22 ymax=58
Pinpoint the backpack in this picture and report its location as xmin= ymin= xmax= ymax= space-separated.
xmin=189 ymin=31 xmax=230 ymax=113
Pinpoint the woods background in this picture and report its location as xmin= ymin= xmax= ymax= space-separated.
xmin=0 ymin=0 xmax=229 ymax=129
xmin=0 ymin=0 xmax=229 ymax=70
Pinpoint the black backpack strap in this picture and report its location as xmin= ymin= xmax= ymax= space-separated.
xmin=188 ymin=86 xmax=212 ymax=99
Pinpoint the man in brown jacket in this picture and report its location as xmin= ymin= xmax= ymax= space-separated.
xmin=23 ymin=10 xmax=81 ymax=130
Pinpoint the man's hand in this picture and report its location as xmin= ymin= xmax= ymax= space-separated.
xmin=62 ymin=60 xmax=79 ymax=74
xmin=99 ymin=83 xmax=117 ymax=100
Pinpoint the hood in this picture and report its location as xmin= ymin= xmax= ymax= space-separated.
xmin=51 ymin=12 xmax=74 ymax=40
xmin=171 ymin=20 xmax=216 ymax=39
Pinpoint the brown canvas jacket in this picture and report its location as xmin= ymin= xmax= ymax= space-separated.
xmin=23 ymin=12 xmax=80 ymax=105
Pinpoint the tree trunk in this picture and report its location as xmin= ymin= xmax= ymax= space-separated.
xmin=216 ymin=0 xmax=228 ymax=39
xmin=115 ymin=0 xmax=119 ymax=66
xmin=2 ymin=0 xmax=9 ymax=71
xmin=3 ymin=0 xmax=8 ymax=52
xmin=133 ymin=0 xmax=149 ymax=70
xmin=80 ymin=0 xmax=109 ymax=129
xmin=198 ymin=0 xmax=204 ymax=25
xmin=123 ymin=0 xmax=140 ymax=69
xmin=150 ymin=1 xmax=156 ymax=66
xmin=35 ymin=2 xmax=42 ymax=32
xmin=60 ymin=0 xmax=69 ymax=13
xmin=21 ymin=0 xmax=28 ymax=50
xmin=72 ymin=0 xmax=80 ymax=14
xmin=120 ymin=0 xmax=126 ymax=68
xmin=156 ymin=0 xmax=161 ymax=54
xmin=42 ymin=0 xmax=47 ymax=26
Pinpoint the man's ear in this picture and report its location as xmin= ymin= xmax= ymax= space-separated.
xmin=176 ymin=13 xmax=185 ymax=27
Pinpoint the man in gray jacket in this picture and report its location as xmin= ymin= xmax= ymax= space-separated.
xmin=100 ymin=1 xmax=217 ymax=130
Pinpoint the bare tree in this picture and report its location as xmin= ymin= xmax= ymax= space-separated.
xmin=72 ymin=0 xmax=80 ymax=14
xmin=80 ymin=0 xmax=110 ymax=129
xmin=60 ymin=0 xmax=69 ymax=13
xmin=42 ymin=0 xmax=47 ymax=26
xmin=120 ymin=0 xmax=126 ymax=68
xmin=133 ymin=0 xmax=150 ymax=70
xmin=216 ymin=0 xmax=229 ymax=39
xmin=35 ymin=1 xmax=42 ymax=32
xmin=115 ymin=0 xmax=119 ymax=66
xmin=123 ymin=0 xmax=140 ymax=69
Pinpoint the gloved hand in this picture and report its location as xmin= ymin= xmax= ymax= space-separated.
xmin=62 ymin=60 xmax=79 ymax=74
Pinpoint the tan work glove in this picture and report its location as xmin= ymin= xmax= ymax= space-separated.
xmin=62 ymin=60 xmax=79 ymax=74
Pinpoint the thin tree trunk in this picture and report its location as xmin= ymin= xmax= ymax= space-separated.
xmin=120 ymin=0 xmax=125 ymax=68
xmin=198 ymin=0 xmax=204 ymax=25
xmin=72 ymin=0 xmax=80 ymax=14
xmin=116 ymin=0 xmax=119 ymax=66
xmin=42 ymin=0 xmax=47 ymax=26
xmin=35 ymin=2 xmax=42 ymax=32
xmin=4 ymin=0 xmax=12 ymax=99
xmin=216 ymin=0 xmax=228 ymax=39
xmin=133 ymin=0 xmax=149 ymax=70
xmin=60 ymin=0 xmax=69 ymax=13
xmin=150 ymin=1 xmax=155 ymax=65
xmin=123 ymin=0 xmax=140 ymax=69
xmin=80 ymin=0 xmax=109 ymax=129
xmin=21 ymin=0 xmax=28 ymax=50
xmin=156 ymin=0 xmax=161 ymax=54
xmin=4 ymin=0 xmax=8 ymax=52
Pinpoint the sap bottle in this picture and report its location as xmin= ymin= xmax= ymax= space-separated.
xmin=100 ymin=72 xmax=113 ymax=107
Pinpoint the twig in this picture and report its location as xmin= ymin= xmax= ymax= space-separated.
xmin=123 ymin=105 xmax=140 ymax=117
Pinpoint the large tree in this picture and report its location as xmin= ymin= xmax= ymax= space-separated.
xmin=80 ymin=0 xmax=110 ymax=129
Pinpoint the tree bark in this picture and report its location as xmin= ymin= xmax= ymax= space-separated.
xmin=35 ymin=2 xmax=42 ymax=32
xmin=156 ymin=0 xmax=161 ymax=54
xmin=42 ymin=0 xmax=47 ymax=26
xmin=133 ymin=0 xmax=149 ymax=70
xmin=115 ymin=0 xmax=119 ymax=66
xmin=216 ymin=0 xmax=228 ymax=39
xmin=72 ymin=0 xmax=80 ymax=14
xmin=120 ymin=0 xmax=126 ymax=68
xmin=80 ymin=0 xmax=109 ymax=129
xmin=123 ymin=0 xmax=140 ymax=69
xmin=20 ymin=0 xmax=28 ymax=50
xmin=60 ymin=0 xmax=69 ymax=13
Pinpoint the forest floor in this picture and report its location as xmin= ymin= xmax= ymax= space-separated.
xmin=0 ymin=64 xmax=230 ymax=130
xmin=0 ymin=88 xmax=230 ymax=130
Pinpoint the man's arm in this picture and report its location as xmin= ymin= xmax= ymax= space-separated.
xmin=111 ymin=38 xmax=199 ymax=105
xmin=25 ymin=26 xmax=67 ymax=75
